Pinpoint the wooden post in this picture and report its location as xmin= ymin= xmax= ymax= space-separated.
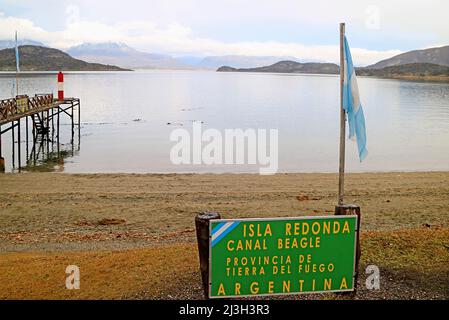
xmin=46 ymin=112 xmax=50 ymax=156
xmin=338 ymin=22 xmax=346 ymax=206
xmin=17 ymin=118 xmax=21 ymax=172
xmin=51 ymin=109 xmax=55 ymax=151
xmin=11 ymin=121 xmax=15 ymax=169
xmin=195 ymin=211 xmax=221 ymax=299
xmin=57 ymin=107 xmax=60 ymax=143
xmin=0 ymin=124 xmax=4 ymax=172
xmin=26 ymin=116 xmax=29 ymax=161
xmin=32 ymin=115 xmax=35 ymax=140
xmin=52 ymin=108 xmax=54 ymax=133
xmin=336 ymin=23 xmax=360 ymax=296
xmin=78 ymin=100 xmax=81 ymax=148
xmin=71 ymin=103 xmax=74 ymax=143
xmin=335 ymin=204 xmax=361 ymax=294
xmin=32 ymin=115 xmax=36 ymax=163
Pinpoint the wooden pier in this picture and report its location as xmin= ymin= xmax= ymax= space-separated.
xmin=0 ymin=94 xmax=80 ymax=172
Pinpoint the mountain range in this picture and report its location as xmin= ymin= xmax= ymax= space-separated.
xmin=0 ymin=45 xmax=129 ymax=71
xmin=1 ymin=39 xmax=448 ymax=80
xmin=66 ymin=42 xmax=449 ymax=80
xmin=67 ymin=42 xmax=186 ymax=69
xmin=367 ymin=45 xmax=449 ymax=69
xmin=65 ymin=42 xmax=301 ymax=70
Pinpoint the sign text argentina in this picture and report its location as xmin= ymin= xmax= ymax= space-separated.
xmin=209 ymin=216 xmax=357 ymax=298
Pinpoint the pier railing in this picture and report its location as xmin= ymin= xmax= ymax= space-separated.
xmin=0 ymin=94 xmax=54 ymax=122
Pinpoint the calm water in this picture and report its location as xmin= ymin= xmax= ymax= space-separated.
xmin=1 ymin=70 xmax=449 ymax=173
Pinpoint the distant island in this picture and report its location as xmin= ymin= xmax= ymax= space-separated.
xmin=0 ymin=45 xmax=131 ymax=72
xmin=217 ymin=46 xmax=449 ymax=82
xmin=217 ymin=61 xmax=339 ymax=74
xmin=357 ymin=63 xmax=449 ymax=82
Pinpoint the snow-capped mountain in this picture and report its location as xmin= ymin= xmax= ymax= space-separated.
xmin=67 ymin=42 xmax=187 ymax=69
xmin=66 ymin=42 xmax=302 ymax=70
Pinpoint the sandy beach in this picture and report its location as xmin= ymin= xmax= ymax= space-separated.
xmin=0 ymin=172 xmax=448 ymax=299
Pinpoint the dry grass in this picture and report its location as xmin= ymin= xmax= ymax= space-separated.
xmin=1 ymin=172 xmax=447 ymax=299
xmin=0 ymin=243 xmax=200 ymax=300
xmin=1 ymin=227 xmax=447 ymax=300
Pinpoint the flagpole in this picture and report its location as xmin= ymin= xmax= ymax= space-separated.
xmin=338 ymin=23 xmax=346 ymax=205
xmin=15 ymin=31 xmax=19 ymax=97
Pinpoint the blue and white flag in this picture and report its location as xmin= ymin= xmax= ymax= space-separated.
xmin=15 ymin=31 xmax=20 ymax=72
xmin=211 ymin=221 xmax=240 ymax=247
xmin=343 ymin=36 xmax=368 ymax=162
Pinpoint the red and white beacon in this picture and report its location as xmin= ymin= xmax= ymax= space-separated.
xmin=57 ymin=71 xmax=64 ymax=101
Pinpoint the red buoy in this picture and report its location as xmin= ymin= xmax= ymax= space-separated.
xmin=57 ymin=71 xmax=64 ymax=101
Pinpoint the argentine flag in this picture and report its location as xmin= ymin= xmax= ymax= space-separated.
xmin=343 ymin=36 xmax=368 ymax=162
xmin=15 ymin=31 xmax=20 ymax=72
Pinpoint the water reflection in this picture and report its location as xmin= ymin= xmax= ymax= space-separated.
xmin=22 ymin=133 xmax=80 ymax=172
xmin=1 ymin=120 xmax=80 ymax=173
xmin=1 ymin=71 xmax=448 ymax=173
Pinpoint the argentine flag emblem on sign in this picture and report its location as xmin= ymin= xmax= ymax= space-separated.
xmin=211 ymin=221 xmax=241 ymax=247
xmin=343 ymin=36 xmax=368 ymax=162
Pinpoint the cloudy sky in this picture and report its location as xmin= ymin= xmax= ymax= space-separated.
xmin=0 ymin=0 xmax=448 ymax=65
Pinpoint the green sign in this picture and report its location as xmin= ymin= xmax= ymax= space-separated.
xmin=209 ymin=216 xmax=358 ymax=298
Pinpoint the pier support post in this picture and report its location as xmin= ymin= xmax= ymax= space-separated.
xmin=11 ymin=121 xmax=15 ymax=169
xmin=52 ymin=108 xmax=54 ymax=133
xmin=78 ymin=100 xmax=81 ymax=148
xmin=57 ymin=107 xmax=60 ymax=155
xmin=26 ymin=116 xmax=29 ymax=162
xmin=32 ymin=116 xmax=36 ymax=163
xmin=195 ymin=211 xmax=221 ymax=299
xmin=0 ymin=125 xmax=4 ymax=172
xmin=70 ymin=102 xmax=74 ymax=143
xmin=335 ymin=204 xmax=362 ymax=295
xmin=17 ymin=119 xmax=21 ymax=171
xmin=46 ymin=113 xmax=50 ymax=157
xmin=32 ymin=115 xmax=35 ymax=139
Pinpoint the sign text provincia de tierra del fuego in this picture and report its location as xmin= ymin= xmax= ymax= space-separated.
xmin=209 ymin=216 xmax=358 ymax=298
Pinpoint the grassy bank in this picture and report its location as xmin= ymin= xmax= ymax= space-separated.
xmin=0 ymin=228 xmax=447 ymax=300
xmin=0 ymin=172 xmax=448 ymax=299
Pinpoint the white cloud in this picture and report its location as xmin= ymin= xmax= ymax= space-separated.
xmin=0 ymin=11 xmax=402 ymax=66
